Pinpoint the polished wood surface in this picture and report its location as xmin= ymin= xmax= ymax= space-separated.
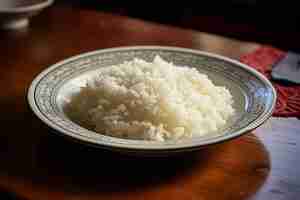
xmin=0 ymin=5 xmax=299 ymax=200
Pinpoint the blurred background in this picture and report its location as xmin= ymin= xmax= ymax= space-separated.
xmin=56 ymin=0 xmax=300 ymax=52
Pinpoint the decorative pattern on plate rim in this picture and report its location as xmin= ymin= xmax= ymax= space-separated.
xmin=28 ymin=46 xmax=276 ymax=151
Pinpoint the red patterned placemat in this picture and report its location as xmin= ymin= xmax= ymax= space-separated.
xmin=240 ymin=46 xmax=300 ymax=117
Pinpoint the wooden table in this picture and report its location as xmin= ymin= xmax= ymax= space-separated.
xmin=0 ymin=5 xmax=299 ymax=200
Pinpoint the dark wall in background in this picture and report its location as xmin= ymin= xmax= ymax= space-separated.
xmin=57 ymin=0 xmax=300 ymax=51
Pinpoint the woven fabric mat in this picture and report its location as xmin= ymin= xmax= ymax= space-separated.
xmin=240 ymin=46 xmax=300 ymax=117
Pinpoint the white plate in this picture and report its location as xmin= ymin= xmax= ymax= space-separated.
xmin=28 ymin=46 xmax=276 ymax=156
xmin=0 ymin=0 xmax=53 ymax=30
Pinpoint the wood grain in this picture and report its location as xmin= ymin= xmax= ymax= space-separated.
xmin=0 ymin=4 xmax=299 ymax=200
xmin=0 ymin=132 xmax=270 ymax=200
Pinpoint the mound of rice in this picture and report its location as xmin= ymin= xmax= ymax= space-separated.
xmin=68 ymin=56 xmax=234 ymax=141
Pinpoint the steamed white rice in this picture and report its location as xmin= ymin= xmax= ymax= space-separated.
xmin=68 ymin=56 xmax=235 ymax=141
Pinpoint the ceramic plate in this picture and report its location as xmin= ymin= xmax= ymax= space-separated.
xmin=28 ymin=46 xmax=276 ymax=156
xmin=0 ymin=0 xmax=54 ymax=30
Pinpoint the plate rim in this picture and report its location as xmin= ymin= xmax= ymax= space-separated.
xmin=27 ymin=46 xmax=276 ymax=151
xmin=0 ymin=0 xmax=54 ymax=13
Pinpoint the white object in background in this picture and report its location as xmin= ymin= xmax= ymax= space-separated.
xmin=0 ymin=0 xmax=54 ymax=30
